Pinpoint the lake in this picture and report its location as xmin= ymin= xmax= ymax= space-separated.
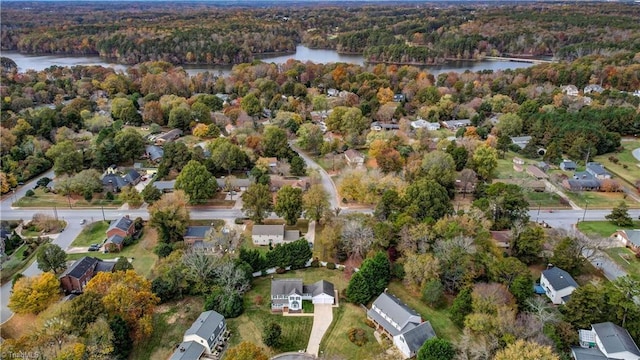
xmin=3 ymin=45 xmax=535 ymax=77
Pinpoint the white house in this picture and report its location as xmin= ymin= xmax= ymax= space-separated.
xmin=611 ymin=229 xmax=640 ymax=252
xmin=270 ymin=279 xmax=335 ymax=312
xmin=170 ymin=310 xmax=227 ymax=360
xmin=573 ymin=322 xmax=640 ymax=360
xmin=411 ymin=119 xmax=440 ymax=131
xmin=367 ymin=292 xmax=436 ymax=359
xmin=344 ymin=149 xmax=365 ymax=168
xmin=252 ymin=224 xmax=300 ymax=246
xmin=562 ymin=85 xmax=579 ymax=96
xmin=540 ymin=266 xmax=579 ymax=305
xmin=584 ymin=84 xmax=605 ymax=94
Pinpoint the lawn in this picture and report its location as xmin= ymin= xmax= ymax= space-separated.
xmin=577 ymin=220 xmax=640 ymax=238
xmin=564 ymin=190 xmax=639 ymax=209
xmin=14 ymin=188 xmax=122 ymax=208
xmin=593 ymin=139 xmax=640 ymax=187
xmin=604 ymin=247 xmax=640 ymax=277
xmin=130 ymin=297 xmax=205 ymax=360
xmin=67 ymin=227 xmax=159 ymax=278
xmin=525 ymin=191 xmax=570 ymax=208
xmin=320 ymin=303 xmax=385 ymax=360
xmin=495 ymin=151 xmax=534 ymax=179
xmin=70 ymin=221 xmax=110 ymax=247
xmin=0 ymin=243 xmax=32 ymax=283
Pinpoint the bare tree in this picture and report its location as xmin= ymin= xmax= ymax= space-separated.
xmin=458 ymin=168 xmax=477 ymax=198
xmin=548 ymin=228 xmax=610 ymax=263
xmin=215 ymin=261 xmax=250 ymax=295
xmin=208 ymin=227 xmax=242 ymax=253
xmin=340 ymin=218 xmax=374 ymax=261
xmin=182 ymin=251 xmax=220 ymax=283
xmin=526 ymin=297 xmax=560 ymax=332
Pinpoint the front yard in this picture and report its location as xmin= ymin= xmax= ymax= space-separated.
xmin=593 ymin=139 xmax=640 ymax=187
xmin=563 ymin=190 xmax=640 ymax=209
xmin=577 ymin=220 xmax=640 ymax=238
xmin=70 ymin=221 xmax=110 ymax=247
xmin=604 ymin=247 xmax=640 ymax=277
xmin=320 ymin=303 xmax=385 ymax=360
xmin=14 ymin=188 xmax=123 ymax=208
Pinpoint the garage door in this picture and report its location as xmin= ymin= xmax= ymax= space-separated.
xmin=313 ymin=294 xmax=334 ymax=304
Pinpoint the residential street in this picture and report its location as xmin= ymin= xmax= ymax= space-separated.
xmin=290 ymin=142 xmax=342 ymax=210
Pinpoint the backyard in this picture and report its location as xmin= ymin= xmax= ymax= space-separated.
xmin=593 ymin=139 xmax=640 ymax=187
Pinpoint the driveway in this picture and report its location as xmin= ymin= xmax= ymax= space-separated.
xmin=306 ymin=304 xmax=333 ymax=356
xmin=290 ymin=142 xmax=341 ymax=210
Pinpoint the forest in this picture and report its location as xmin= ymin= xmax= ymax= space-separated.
xmin=2 ymin=2 xmax=640 ymax=65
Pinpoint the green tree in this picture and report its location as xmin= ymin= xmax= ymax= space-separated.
xmin=417 ymin=338 xmax=456 ymax=360
xmin=482 ymin=182 xmax=529 ymax=230
xmin=241 ymin=183 xmax=274 ymax=224
xmin=141 ymin=183 xmax=162 ymax=204
xmin=85 ymin=317 xmax=115 ymax=359
xmin=496 ymin=133 xmax=512 ymax=158
xmin=149 ymin=191 xmax=190 ymax=243
xmin=175 ymin=160 xmax=217 ymax=204
xmin=403 ymin=179 xmax=452 ymax=222
xmin=37 ymin=243 xmax=67 ymax=274
xmin=9 ymin=272 xmax=60 ymax=314
xmin=421 ymin=150 xmax=456 ymax=189
xmin=46 ymin=140 xmax=83 ymax=176
xmin=119 ymin=185 xmax=143 ymax=207
xmin=110 ymin=315 xmax=132 ymax=360
xmin=168 ymin=106 xmax=192 ymax=131
xmin=67 ymin=292 xmax=105 ymax=332
xmin=550 ymin=237 xmax=584 ymax=275
xmin=274 ymin=185 xmax=303 ymax=226
xmin=561 ymin=283 xmax=609 ymax=330
xmin=606 ymin=201 xmax=633 ymax=227
xmin=346 ymin=271 xmax=371 ymax=304
xmin=262 ymin=126 xmax=288 ymax=159
xmin=262 ymin=322 xmax=282 ymax=348
xmin=471 ymin=144 xmax=498 ymax=181
xmin=209 ymin=139 xmax=247 ymax=175
xmin=607 ymin=276 xmax=640 ymax=335
xmin=204 ymin=288 xmax=244 ymax=318
xmin=114 ymin=128 xmax=145 ymax=164
xmin=511 ymin=226 xmax=545 ymax=264
xmin=496 ymin=113 xmax=523 ymax=137
xmin=241 ymin=93 xmax=262 ymax=118
xmin=543 ymin=141 xmax=562 ymax=164
xmin=290 ymin=156 xmax=307 ymax=176
xmin=450 ymin=287 xmax=472 ymax=328
xmin=191 ymin=101 xmax=211 ymax=123
xmin=113 ymin=257 xmax=133 ymax=272
xmin=303 ymin=184 xmax=330 ymax=223
xmin=111 ymin=97 xmax=141 ymax=125
xmin=297 ymin=123 xmax=324 ymax=154
xmin=422 ymin=279 xmax=445 ymax=308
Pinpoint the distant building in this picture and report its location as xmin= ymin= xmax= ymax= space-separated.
xmin=145 ymin=145 xmax=164 ymax=163
xmin=370 ymin=121 xmax=400 ymax=131
xmin=152 ymin=180 xmax=176 ymax=193
xmin=560 ymin=160 xmax=578 ymax=171
xmin=573 ymin=322 xmax=640 ymax=360
xmin=583 ymin=84 xmax=605 ymax=94
xmin=344 ymin=149 xmax=365 ymax=167
xmin=526 ymin=165 xmax=549 ymax=180
xmin=155 ymin=129 xmax=183 ymax=145
xmin=184 ymin=226 xmax=213 ymax=245
xmin=411 ymin=119 xmax=440 ymax=131
xmin=561 ymin=85 xmax=579 ymax=96
xmin=586 ymin=162 xmax=612 ymax=180
xmin=441 ymin=119 xmax=471 ymax=129
xmin=510 ymin=136 xmax=532 ymax=150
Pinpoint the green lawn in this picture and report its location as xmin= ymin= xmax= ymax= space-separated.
xmin=71 ymin=221 xmax=110 ymax=247
xmin=564 ymin=190 xmax=639 ymax=209
xmin=604 ymin=247 xmax=640 ymax=277
xmin=14 ymin=188 xmax=122 ymax=208
xmin=0 ymin=244 xmax=30 ymax=283
xmin=495 ymin=151 xmax=534 ymax=179
xmin=320 ymin=303 xmax=385 ymax=360
xmin=526 ymin=191 xmax=570 ymax=208
xmin=593 ymin=140 xmax=640 ymax=187
xmin=577 ymin=220 xmax=640 ymax=238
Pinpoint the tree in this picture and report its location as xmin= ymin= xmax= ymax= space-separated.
xmin=37 ymin=244 xmax=67 ymax=274
xmin=376 ymin=148 xmax=403 ymax=174
xmin=403 ymin=179 xmax=452 ymax=222
xmin=494 ymin=339 xmax=559 ymax=360
xmin=345 ymin=271 xmax=371 ymax=304
xmin=114 ymin=128 xmax=145 ymax=164
xmin=450 ymin=287 xmax=473 ymax=328
xmin=290 ymin=156 xmax=307 ymax=176
xmin=241 ymin=183 xmax=274 ymax=224
xmin=341 ymin=217 xmax=375 ymax=260
xmin=550 ymin=237 xmax=585 ymax=274
xmin=303 ymin=184 xmax=330 ymax=223
xmin=297 ymin=123 xmax=324 ymax=154
xmin=417 ymin=338 xmax=456 ymax=360
xmin=606 ymin=201 xmax=633 ymax=227
xmin=209 ymin=139 xmax=247 ymax=175
xmin=67 ymin=292 xmax=105 ymax=331
xmin=262 ymin=126 xmax=288 ymax=159
xmin=9 ymin=272 xmax=60 ymax=314
xmin=204 ymin=288 xmax=244 ymax=318
xmin=149 ymin=191 xmax=190 ymax=243
xmin=262 ymin=322 xmax=282 ymax=348
xmin=109 ymin=315 xmax=133 ymax=360
xmin=113 ymin=257 xmax=133 ymax=272
xmin=168 ymin=106 xmax=192 ymax=131
xmin=403 ymin=253 xmax=440 ymax=290
xmin=496 ymin=133 xmax=512 ymax=158
xmin=561 ymin=283 xmax=609 ymax=330
xmin=46 ymin=140 xmax=83 ymax=176
xmin=119 ymin=185 xmax=143 ymax=207
xmin=482 ymin=182 xmax=529 ymax=230
xmin=85 ymin=317 xmax=115 ymax=359
xmin=511 ymin=226 xmax=545 ymax=264
xmin=422 ymin=279 xmax=445 ymax=308
xmin=111 ymin=98 xmax=141 ymax=125
xmin=141 ymin=183 xmax=162 ymax=204
xmin=471 ymin=144 xmax=498 ymax=181
xmin=226 ymin=341 xmax=268 ymax=360
xmin=175 ymin=160 xmax=217 ymax=204
xmin=496 ymin=113 xmax=523 ymax=137
xmin=274 ymin=185 xmax=303 ymax=225
xmin=240 ymin=93 xmax=262 ymax=118
xmin=421 ymin=150 xmax=456 ymax=189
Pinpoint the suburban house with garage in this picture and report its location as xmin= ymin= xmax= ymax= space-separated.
xmin=59 ymin=256 xmax=116 ymax=294
xmin=540 ymin=266 xmax=579 ymax=305
xmin=611 ymin=230 xmax=640 ymax=252
xmin=152 ymin=180 xmax=176 ymax=193
xmin=145 ymin=145 xmax=164 ymax=163
xmin=367 ymin=292 xmax=437 ymax=359
xmin=344 ymin=149 xmax=365 ymax=168
xmin=586 ymin=162 xmax=612 ymax=180
xmin=252 ymin=224 xmax=300 ymax=246
xmin=105 ymin=215 xmax=136 ymax=252
xmin=154 ymin=129 xmax=183 ymax=145
xmin=410 ymin=119 xmax=440 ymax=131
xmin=572 ymin=322 xmax=640 ymax=360
xmin=170 ymin=310 xmax=229 ymax=360
xmin=270 ymin=279 xmax=335 ymax=312
xmin=101 ymin=168 xmax=142 ymax=193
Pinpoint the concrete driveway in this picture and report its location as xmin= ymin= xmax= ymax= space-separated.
xmin=306 ymin=304 xmax=333 ymax=356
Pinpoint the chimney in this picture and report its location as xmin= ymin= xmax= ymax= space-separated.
xmin=547 ymin=263 xmax=554 ymax=270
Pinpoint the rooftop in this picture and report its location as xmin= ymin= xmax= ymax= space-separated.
xmin=252 ymin=224 xmax=285 ymax=237
xmin=542 ymin=266 xmax=579 ymax=290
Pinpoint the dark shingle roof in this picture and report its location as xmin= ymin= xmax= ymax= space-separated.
xmin=542 ymin=267 xmax=578 ymax=290
xmin=184 ymin=311 xmax=225 ymax=349
xmin=152 ymin=180 xmax=175 ymax=191
xmin=592 ymin=322 xmax=640 ymax=357
xmin=169 ymin=341 xmax=206 ymax=360
xmin=571 ymin=347 xmax=608 ymax=360
xmin=95 ymin=261 xmax=116 ymax=273
xmin=102 ymin=174 xmax=126 ymax=189
xmin=185 ymin=226 xmax=211 ymax=238
xmin=402 ymin=321 xmax=436 ymax=353
xmin=60 ymin=257 xmax=98 ymax=279
xmin=271 ymin=279 xmax=303 ymax=297
xmin=107 ymin=216 xmax=133 ymax=234
xmin=367 ymin=292 xmax=421 ymax=336
xmin=123 ymin=169 xmax=141 ymax=184
xmin=106 ymin=234 xmax=124 ymax=246
xmin=303 ymin=280 xmax=335 ymax=297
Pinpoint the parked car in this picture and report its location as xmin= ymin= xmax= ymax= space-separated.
xmin=88 ymin=245 xmax=100 ymax=251
xmin=80 ymin=219 xmax=86 ymax=225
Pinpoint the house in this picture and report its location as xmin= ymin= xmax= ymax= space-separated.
xmin=270 ymin=176 xmax=310 ymax=191
xmin=538 ymin=161 xmax=550 ymax=172
xmin=584 ymin=84 xmax=605 ymax=94
xmin=563 ymin=178 xmax=601 ymax=191
xmin=327 ymin=88 xmax=339 ymax=97
xmin=145 ymin=145 xmax=164 ymax=163
xmin=441 ymin=119 xmax=471 ymax=129
xmin=106 ymin=215 xmax=135 ymax=239
xmin=510 ymin=136 xmax=532 ymax=150
xmin=251 ymin=224 xmax=300 ymax=246
xmin=344 ymin=149 xmax=365 ymax=167
xmin=586 ymin=162 xmax=612 ymax=180
xmin=170 ymin=310 xmax=227 ymax=360
xmin=216 ymin=177 xmax=251 ymax=191
xmin=152 ymin=180 xmax=176 ymax=193
xmin=101 ymin=174 xmax=127 ymax=193
xmin=270 ymin=279 xmax=335 ymax=312
xmin=540 ymin=266 xmax=579 ymax=305
xmin=411 ymin=119 xmax=440 ymax=131
xmin=59 ymin=256 xmax=116 ymax=294
xmin=367 ymin=292 xmax=437 ymax=359
xmin=184 ymin=226 xmax=212 ymax=245
xmin=560 ymin=160 xmax=578 ymax=171
xmin=573 ymin=322 xmax=640 ymax=360
xmin=562 ymin=85 xmax=579 ymax=96
xmin=155 ymin=129 xmax=183 ymax=145
xmin=611 ymin=230 xmax=640 ymax=252
xmin=370 ymin=121 xmax=400 ymax=131
xmin=490 ymin=230 xmax=511 ymax=249
xmin=105 ymin=234 xmax=125 ymax=252
xmin=393 ymin=94 xmax=405 ymax=102
xmin=123 ymin=169 xmax=142 ymax=185
xmin=527 ymin=165 xmax=549 ymax=180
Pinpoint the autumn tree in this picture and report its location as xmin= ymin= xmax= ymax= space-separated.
xmin=471 ymin=144 xmax=498 ymax=181
xmin=85 ymin=317 xmax=115 ymax=359
xmin=296 ymin=123 xmax=324 ymax=154
xmin=274 ymin=185 xmax=303 ymax=226
xmin=149 ymin=191 xmax=190 ymax=243
xmin=403 ymin=253 xmax=440 ymax=290
xmin=494 ymin=339 xmax=559 ymax=360
xmin=141 ymin=183 xmax=162 ymax=204
xmin=241 ymin=93 xmax=262 ymax=118
xmin=511 ymin=226 xmax=546 ymax=264
xmin=303 ymin=184 xmax=330 ymax=223
xmin=37 ymin=243 xmax=67 ymax=273
xmin=606 ymin=201 xmax=633 ymax=227
xmin=242 ymin=183 xmax=274 ymax=224
xmin=84 ymin=270 xmax=160 ymax=342
xmin=119 ymin=185 xmax=143 ymax=207
xmin=9 ymin=272 xmax=60 ymax=314
xmin=226 ymin=341 xmax=268 ymax=360
xmin=175 ymin=160 xmax=217 ymax=204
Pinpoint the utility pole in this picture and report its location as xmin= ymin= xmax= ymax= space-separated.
xmin=582 ymin=200 xmax=588 ymax=222
xmin=53 ymin=205 xmax=58 ymax=221
xmin=536 ymin=203 xmax=541 ymax=223
xmin=101 ymin=204 xmax=106 ymax=221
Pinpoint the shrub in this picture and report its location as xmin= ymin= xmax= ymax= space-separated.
xmin=235 ymin=217 xmax=246 ymax=225
xmin=326 ymin=262 xmax=336 ymax=270
xmin=623 ymin=164 xmax=628 ymax=169
xmin=348 ymin=328 xmax=367 ymax=346
xmin=254 ymin=295 xmax=264 ymax=306
xmin=275 ymin=267 xmax=286 ymax=274
xmin=25 ymin=189 xmax=35 ymax=197
xmin=311 ymin=259 xmax=320 ymax=267
xmin=105 ymin=192 xmax=114 ymax=201
xmin=364 ymin=319 xmax=375 ymax=328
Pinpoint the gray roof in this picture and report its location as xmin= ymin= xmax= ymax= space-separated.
xmin=152 ymin=180 xmax=176 ymax=191
xmin=216 ymin=178 xmax=251 ymax=188
xmin=107 ymin=216 xmax=133 ymax=234
xmin=592 ymin=322 xmax=640 ymax=356
xmin=123 ymin=169 xmax=141 ymax=184
xmin=106 ymin=234 xmax=125 ymax=245
xmin=542 ymin=266 xmax=578 ymax=291
xmin=157 ymin=129 xmax=183 ymax=141
xmin=510 ymin=136 xmax=532 ymax=149
xmin=561 ymin=160 xmax=577 ymax=169
xmin=252 ymin=224 xmax=284 ymax=237
xmin=60 ymin=256 xmax=98 ymax=279
xmin=567 ymin=179 xmax=601 ymax=190
xmin=303 ymin=280 xmax=335 ymax=297
xmin=102 ymin=174 xmax=126 ymax=189
xmin=170 ymin=341 xmax=206 ymax=360
xmin=95 ymin=261 xmax=116 ymax=273
xmin=571 ymin=347 xmax=608 ymax=360
xmin=271 ymin=279 xmax=304 ymax=297
xmin=284 ymin=230 xmax=301 ymax=241
xmin=402 ymin=321 xmax=436 ymax=353
xmin=185 ymin=226 xmax=211 ymax=239
xmin=184 ymin=310 xmax=226 ymax=349
xmin=371 ymin=121 xmax=400 ymax=130
xmin=442 ymin=119 xmax=471 ymax=128
xmin=586 ymin=162 xmax=610 ymax=176
xmin=146 ymin=145 xmax=164 ymax=161
xmin=619 ymin=230 xmax=640 ymax=247
xmin=367 ymin=292 xmax=421 ymax=336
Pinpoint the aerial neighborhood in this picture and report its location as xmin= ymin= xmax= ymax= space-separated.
xmin=1 ymin=2 xmax=640 ymax=360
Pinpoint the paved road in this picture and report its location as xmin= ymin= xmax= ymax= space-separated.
xmin=290 ymin=142 xmax=341 ymax=210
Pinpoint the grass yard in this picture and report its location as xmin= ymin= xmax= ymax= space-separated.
xmin=14 ymin=188 xmax=122 ymax=208
xmin=593 ymin=140 xmax=640 ymax=187
xmin=320 ymin=303 xmax=386 ymax=360
xmin=577 ymin=220 xmax=640 ymax=238
xmin=564 ymin=190 xmax=639 ymax=209
xmin=70 ymin=221 xmax=110 ymax=247
xmin=387 ymin=281 xmax=460 ymax=342
xmin=67 ymin=227 xmax=159 ymax=278
xmin=495 ymin=152 xmax=534 ymax=179
xmin=526 ymin=191 xmax=570 ymax=208
xmin=130 ymin=297 xmax=205 ymax=360
xmin=604 ymin=247 xmax=640 ymax=277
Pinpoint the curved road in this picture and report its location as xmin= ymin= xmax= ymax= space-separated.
xmin=290 ymin=141 xmax=341 ymax=210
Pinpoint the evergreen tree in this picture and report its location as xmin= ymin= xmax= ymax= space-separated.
xmin=606 ymin=201 xmax=633 ymax=227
